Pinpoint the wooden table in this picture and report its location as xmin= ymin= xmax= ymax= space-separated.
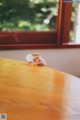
xmin=0 ymin=58 xmax=80 ymax=120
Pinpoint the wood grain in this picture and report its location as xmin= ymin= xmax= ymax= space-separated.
xmin=0 ymin=58 xmax=80 ymax=120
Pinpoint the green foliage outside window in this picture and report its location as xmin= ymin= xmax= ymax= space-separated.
xmin=0 ymin=0 xmax=59 ymax=31
xmin=0 ymin=0 xmax=77 ymax=42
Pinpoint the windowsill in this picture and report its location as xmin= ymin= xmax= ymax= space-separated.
xmin=61 ymin=43 xmax=80 ymax=48
xmin=0 ymin=42 xmax=80 ymax=50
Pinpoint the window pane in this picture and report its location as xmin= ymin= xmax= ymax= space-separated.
xmin=69 ymin=2 xmax=80 ymax=43
xmin=0 ymin=0 xmax=59 ymax=32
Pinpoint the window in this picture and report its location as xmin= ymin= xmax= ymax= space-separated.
xmin=0 ymin=0 xmax=80 ymax=50
xmin=0 ymin=0 xmax=59 ymax=31
xmin=58 ymin=0 xmax=80 ymax=48
xmin=69 ymin=2 xmax=80 ymax=43
xmin=0 ymin=0 xmax=60 ymax=49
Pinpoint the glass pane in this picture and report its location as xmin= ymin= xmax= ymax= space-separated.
xmin=69 ymin=1 xmax=80 ymax=43
xmin=0 ymin=0 xmax=59 ymax=32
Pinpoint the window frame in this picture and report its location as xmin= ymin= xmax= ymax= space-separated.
xmin=0 ymin=0 xmax=80 ymax=50
xmin=0 ymin=31 xmax=58 ymax=49
xmin=58 ymin=0 xmax=80 ymax=48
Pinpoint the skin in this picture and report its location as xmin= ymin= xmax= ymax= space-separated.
xmin=32 ymin=53 xmax=46 ymax=66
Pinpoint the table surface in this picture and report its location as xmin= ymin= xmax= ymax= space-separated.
xmin=0 ymin=58 xmax=80 ymax=120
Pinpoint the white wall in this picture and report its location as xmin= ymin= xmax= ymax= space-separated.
xmin=0 ymin=48 xmax=80 ymax=77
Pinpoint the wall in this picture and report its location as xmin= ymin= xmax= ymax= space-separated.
xmin=0 ymin=48 xmax=80 ymax=77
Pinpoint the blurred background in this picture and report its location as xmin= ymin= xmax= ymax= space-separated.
xmin=0 ymin=0 xmax=80 ymax=42
xmin=0 ymin=0 xmax=59 ymax=31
